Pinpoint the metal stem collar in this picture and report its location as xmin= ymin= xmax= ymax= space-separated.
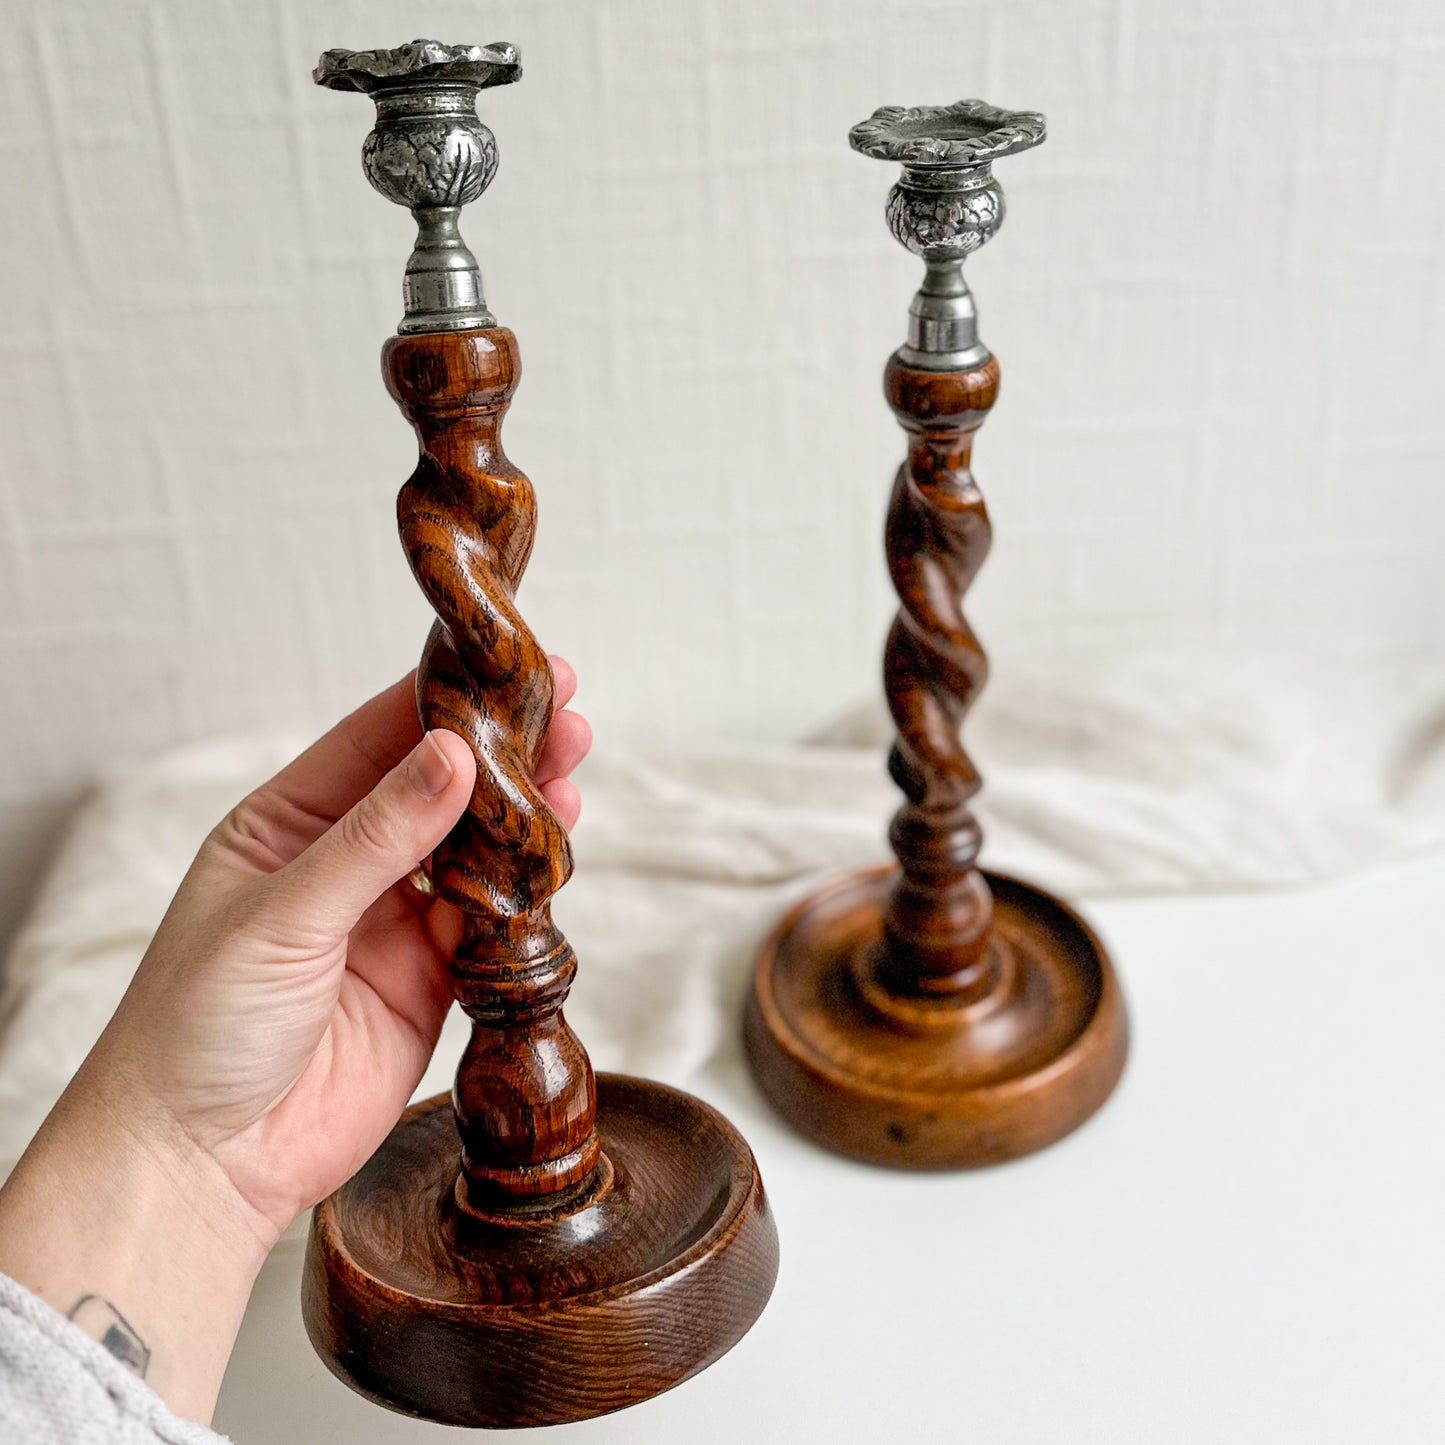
xmin=849 ymin=100 xmax=1045 ymax=370
xmin=314 ymin=39 xmax=521 ymax=335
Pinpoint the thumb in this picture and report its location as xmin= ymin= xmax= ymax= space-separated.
xmin=263 ymin=730 xmax=477 ymax=943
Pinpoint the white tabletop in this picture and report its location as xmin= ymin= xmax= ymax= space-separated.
xmin=213 ymin=855 xmax=1445 ymax=1443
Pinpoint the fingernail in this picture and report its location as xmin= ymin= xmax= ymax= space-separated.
xmin=406 ymin=732 xmax=455 ymax=798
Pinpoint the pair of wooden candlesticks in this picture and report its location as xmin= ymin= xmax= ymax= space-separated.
xmin=304 ymin=40 xmax=1128 ymax=1430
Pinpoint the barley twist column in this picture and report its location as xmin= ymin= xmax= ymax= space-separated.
xmin=391 ymin=328 xmax=600 ymax=1213
xmin=878 ymin=348 xmax=999 ymax=1002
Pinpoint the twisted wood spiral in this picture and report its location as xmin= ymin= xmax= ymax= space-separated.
xmin=879 ymin=353 xmax=1002 ymax=1000
xmin=385 ymin=327 xmax=601 ymax=1215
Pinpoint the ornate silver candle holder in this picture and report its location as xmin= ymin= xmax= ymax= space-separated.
xmin=849 ymin=99 xmax=1045 ymax=369
xmin=314 ymin=39 xmax=521 ymax=333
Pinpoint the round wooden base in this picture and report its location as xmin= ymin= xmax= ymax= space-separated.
xmin=746 ymin=864 xmax=1128 ymax=1168
xmin=303 ymin=1075 xmax=779 ymax=1428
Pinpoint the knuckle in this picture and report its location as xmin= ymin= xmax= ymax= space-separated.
xmin=208 ymin=795 xmax=284 ymax=868
xmin=342 ymin=792 xmax=404 ymax=858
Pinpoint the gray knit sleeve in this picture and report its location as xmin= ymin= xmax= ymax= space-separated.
xmin=0 ymin=1272 xmax=229 ymax=1445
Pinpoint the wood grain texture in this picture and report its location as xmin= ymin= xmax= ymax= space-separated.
xmin=880 ymin=356 xmax=1000 ymax=1000
xmin=747 ymin=865 xmax=1127 ymax=1167
xmin=305 ymin=1078 xmax=779 ymax=1428
xmin=305 ymin=326 xmax=778 ymax=1427
xmin=386 ymin=327 xmax=599 ymax=1212
xmin=746 ymin=345 xmax=1129 ymax=1168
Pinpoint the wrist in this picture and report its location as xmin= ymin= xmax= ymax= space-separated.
xmin=0 ymin=1059 xmax=275 ymax=1423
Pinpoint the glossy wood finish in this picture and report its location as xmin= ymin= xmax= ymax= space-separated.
xmin=307 ymin=1078 xmax=779 ymax=1428
xmin=387 ymin=327 xmax=597 ymax=1214
xmin=304 ymin=327 xmax=778 ymax=1425
xmin=748 ymin=866 xmax=1127 ymax=1166
xmin=879 ymin=357 xmax=1000 ymax=1001
xmin=747 ymin=349 xmax=1128 ymax=1167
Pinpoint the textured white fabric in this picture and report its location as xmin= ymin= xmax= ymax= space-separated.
xmin=0 ymin=1271 xmax=227 ymax=1445
xmin=2 ymin=0 xmax=1445 ymax=956
xmin=2 ymin=652 xmax=1442 ymax=1182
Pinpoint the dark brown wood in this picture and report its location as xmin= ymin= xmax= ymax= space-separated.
xmin=746 ymin=348 xmax=1128 ymax=1168
xmin=389 ymin=326 xmax=598 ymax=1213
xmin=304 ymin=327 xmax=778 ymax=1425
xmin=306 ymin=1079 xmax=778 ymax=1428
xmin=879 ymin=356 xmax=999 ymax=1001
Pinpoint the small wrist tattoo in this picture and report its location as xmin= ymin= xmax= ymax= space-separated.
xmin=67 ymin=1296 xmax=151 ymax=1378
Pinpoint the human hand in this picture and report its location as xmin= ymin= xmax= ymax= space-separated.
xmin=0 ymin=663 xmax=590 ymax=1422
xmin=92 ymin=660 xmax=589 ymax=1242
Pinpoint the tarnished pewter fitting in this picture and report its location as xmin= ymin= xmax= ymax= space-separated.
xmin=849 ymin=100 xmax=1045 ymax=370
xmin=314 ymin=39 xmax=521 ymax=334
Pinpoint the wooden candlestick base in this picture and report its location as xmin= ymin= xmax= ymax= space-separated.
xmin=747 ymin=866 xmax=1126 ymax=1167
xmin=304 ymin=1076 xmax=777 ymax=1428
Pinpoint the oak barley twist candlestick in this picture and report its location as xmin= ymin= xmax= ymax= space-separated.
xmin=746 ymin=102 xmax=1128 ymax=1168
xmin=304 ymin=41 xmax=777 ymax=1427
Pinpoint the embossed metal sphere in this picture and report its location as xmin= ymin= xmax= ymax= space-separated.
xmin=886 ymin=177 xmax=1005 ymax=261
xmin=360 ymin=112 xmax=498 ymax=211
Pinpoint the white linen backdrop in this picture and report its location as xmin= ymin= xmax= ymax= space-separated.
xmin=1 ymin=0 xmax=1444 ymax=946
xmin=2 ymin=649 xmax=1442 ymax=1177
